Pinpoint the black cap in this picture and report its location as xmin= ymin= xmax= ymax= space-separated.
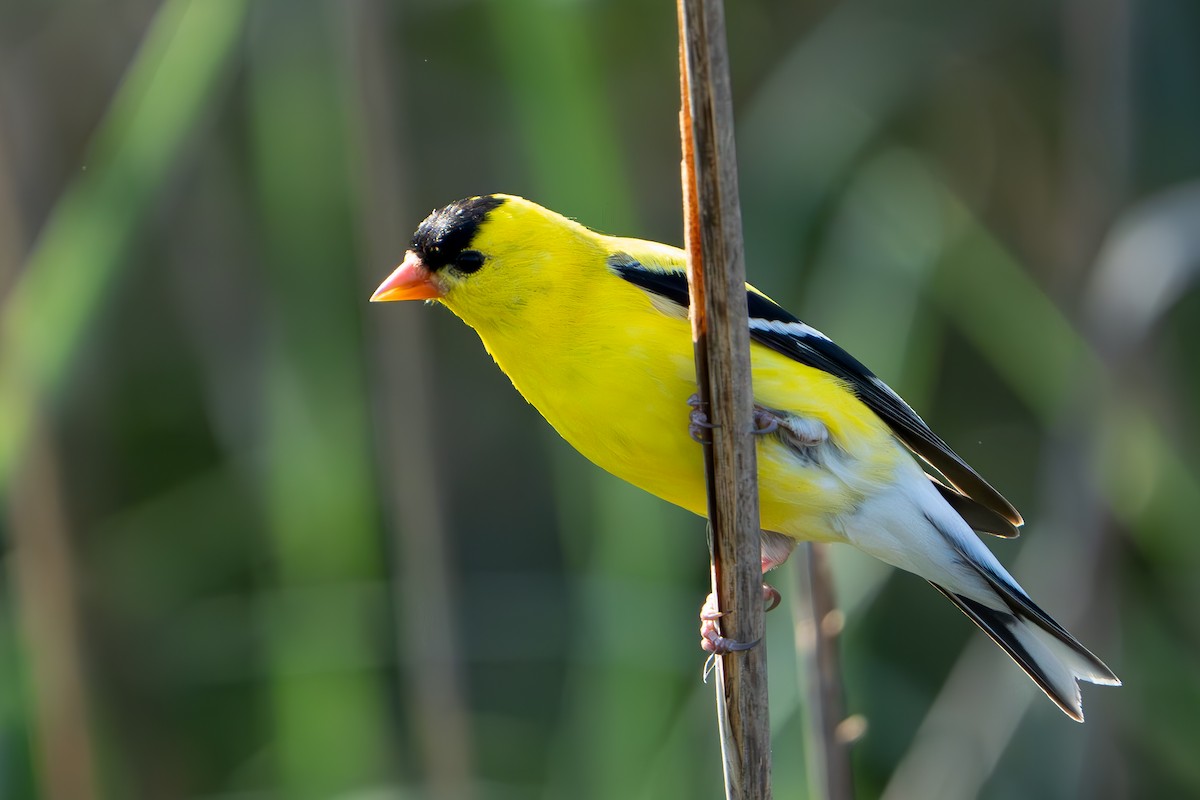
xmin=410 ymin=195 xmax=506 ymax=272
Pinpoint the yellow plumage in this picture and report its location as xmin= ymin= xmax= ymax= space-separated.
xmin=371 ymin=193 xmax=1119 ymax=720
xmin=414 ymin=195 xmax=894 ymax=537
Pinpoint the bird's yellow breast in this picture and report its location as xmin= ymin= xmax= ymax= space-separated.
xmin=455 ymin=262 xmax=899 ymax=539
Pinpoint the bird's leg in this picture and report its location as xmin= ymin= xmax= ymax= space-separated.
xmin=689 ymin=402 xmax=806 ymax=653
xmin=699 ymin=532 xmax=794 ymax=655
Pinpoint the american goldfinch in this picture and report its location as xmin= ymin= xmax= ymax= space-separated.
xmin=371 ymin=194 xmax=1119 ymax=721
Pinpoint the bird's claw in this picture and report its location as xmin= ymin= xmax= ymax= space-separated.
xmin=763 ymin=583 xmax=782 ymax=612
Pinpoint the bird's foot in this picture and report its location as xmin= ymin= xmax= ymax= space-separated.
xmin=688 ymin=396 xmax=790 ymax=442
xmin=698 ymin=583 xmax=781 ymax=654
xmin=699 ymin=592 xmax=758 ymax=655
xmin=757 ymin=406 xmax=829 ymax=451
xmin=751 ymin=406 xmax=781 ymax=435
xmin=687 ymin=393 xmax=717 ymax=443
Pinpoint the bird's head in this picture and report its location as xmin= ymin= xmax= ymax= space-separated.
xmin=371 ymin=194 xmax=601 ymax=333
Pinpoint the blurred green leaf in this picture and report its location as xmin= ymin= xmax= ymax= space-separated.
xmin=0 ymin=0 xmax=248 ymax=488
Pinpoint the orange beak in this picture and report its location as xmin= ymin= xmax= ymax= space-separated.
xmin=370 ymin=252 xmax=443 ymax=302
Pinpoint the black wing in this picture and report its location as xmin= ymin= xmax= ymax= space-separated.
xmin=611 ymin=257 xmax=1022 ymax=527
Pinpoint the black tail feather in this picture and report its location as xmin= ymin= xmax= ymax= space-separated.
xmin=930 ymin=580 xmax=1120 ymax=722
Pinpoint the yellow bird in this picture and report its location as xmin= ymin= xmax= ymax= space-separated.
xmin=371 ymin=194 xmax=1119 ymax=721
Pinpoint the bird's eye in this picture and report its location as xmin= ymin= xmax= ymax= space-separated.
xmin=454 ymin=250 xmax=486 ymax=274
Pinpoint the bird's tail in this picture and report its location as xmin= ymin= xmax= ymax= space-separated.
xmin=929 ymin=573 xmax=1121 ymax=721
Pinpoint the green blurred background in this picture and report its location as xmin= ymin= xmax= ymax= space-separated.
xmin=2 ymin=0 xmax=1198 ymax=797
